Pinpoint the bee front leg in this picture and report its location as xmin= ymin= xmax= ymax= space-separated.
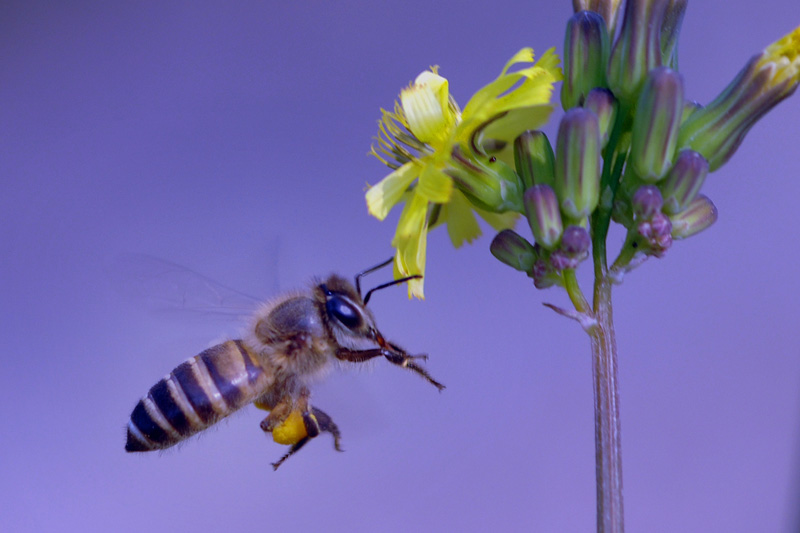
xmin=336 ymin=347 xmax=444 ymax=391
xmin=381 ymin=350 xmax=446 ymax=392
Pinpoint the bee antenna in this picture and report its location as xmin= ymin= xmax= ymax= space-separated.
xmin=354 ymin=257 xmax=394 ymax=298
xmin=363 ymin=275 xmax=422 ymax=305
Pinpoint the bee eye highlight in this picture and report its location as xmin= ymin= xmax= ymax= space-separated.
xmin=326 ymin=295 xmax=361 ymax=330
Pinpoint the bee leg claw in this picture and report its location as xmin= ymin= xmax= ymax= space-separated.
xmin=271 ymin=437 xmax=310 ymax=471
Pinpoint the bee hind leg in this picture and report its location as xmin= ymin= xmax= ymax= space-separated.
xmin=271 ymin=437 xmax=310 ymax=471
xmin=310 ymin=406 xmax=343 ymax=452
xmin=269 ymin=406 xmax=343 ymax=470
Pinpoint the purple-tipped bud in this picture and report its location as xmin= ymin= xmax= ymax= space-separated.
xmin=555 ymin=108 xmax=602 ymax=220
xmin=550 ymin=226 xmax=591 ymax=271
xmin=524 ymin=185 xmax=564 ymax=250
xmin=607 ymin=0 xmax=668 ymax=104
xmin=490 ymin=229 xmax=537 ymax=272
xmin=670 ymin=194 xmax=718 ymax=239
xmin=677 ymin=26 xmax=800 ymax=171
xmin=630 ymin=67 xmax=685 ymax=182
xmin=572 ymin=0 xmax=622 ymax=36
xmin=514 ymin=130 xmax=555 ymax=190
xmin=550 ymin=250 xmax=574 ymax=271
xmin=637 ymin=211 xmax=673 ymax=257
xmin=584 ymin=88 xmax=617 ymax=147
xmin=561 ymin=225 xmax=591 ymax=256
xmin=660 ymin=0 xmax=688 ymax=69
xmin=562 ymin=11 xmax=610 ymax=110
xmin=632 ymin=185 xmax=663 ymax=219
xmin=531 ymin=257 xmax=558 ymax=289
xmin=659 ymin=149 xmax=708 ymax=214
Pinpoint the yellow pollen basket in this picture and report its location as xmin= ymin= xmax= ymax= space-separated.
xmin=271 ymin=410 xmax=309 ymax=445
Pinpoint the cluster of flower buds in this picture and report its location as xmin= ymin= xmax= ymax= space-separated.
xmin=491 ymin=0 xmax=799 ymax=283
xmin=367 ymin=0 xmax=798 ymax=296
xmin=491 ymin=125 xmax=593 ymax=288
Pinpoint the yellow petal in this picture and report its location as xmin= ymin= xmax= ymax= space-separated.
xmin=393 ymin=189 xmax=428 ymax=240
xmin=366 ymin=162 xmax=419 ymax=220
xmin=441 ymin=190 xmax=482 ymax=248
xmin=758 ymin=24 xmax=800 ymax=86
xmin=401 ymin=70 xmax=453 ymax=145
xmin=272 ymin=410 xmax=308 ymax=445
xmin=461 ymin=47 xmax=562 ymax=128
xmin=476 ymin=206 xmax=519 ymax=231
xmin=472 ymin=104 xmax=556 ymax=164
xmin=392 ymin=193 xmax=429 ymax=299
xmin=417 ymin=164 xmax=453 ymax=203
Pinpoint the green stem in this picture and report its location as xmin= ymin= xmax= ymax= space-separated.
xmin=590 ymin=274 xmax=624 ymax=533
xmin=588 ymin=106 xmax=628 ymax=533
xmin=563 ymin=269 xmax=590 ymax=314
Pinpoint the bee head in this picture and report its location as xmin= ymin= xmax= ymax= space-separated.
xmin=315 ymin=262 xmax=421 ymax=350
xmin=317 ymin=275 xmax=372 ymax=338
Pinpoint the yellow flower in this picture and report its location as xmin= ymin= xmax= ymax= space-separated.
xmin=366 ymin=48 xmax=562 ymax=298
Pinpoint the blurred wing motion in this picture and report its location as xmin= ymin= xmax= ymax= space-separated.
xmin=106 ymin=253 xmax=264 ymax=320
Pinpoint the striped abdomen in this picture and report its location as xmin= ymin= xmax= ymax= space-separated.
xmin=126 ymin=340 xmax=271 ymax=452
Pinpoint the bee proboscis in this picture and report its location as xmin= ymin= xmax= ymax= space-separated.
xmin=124 ymin=258 xmax=444 ymax=469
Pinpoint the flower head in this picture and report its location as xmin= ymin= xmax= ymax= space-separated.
xmin=678 ymin=25 xmax=800 ymax=171
xmin=366 ymin=49 xmax=561 ymax=298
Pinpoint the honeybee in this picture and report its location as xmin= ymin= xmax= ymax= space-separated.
xmin=125 ymin=258 xmax=444 ymax=469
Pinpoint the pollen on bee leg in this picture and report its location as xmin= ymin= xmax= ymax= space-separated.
xmin=271 ymin=410 xmax=308 ymax=445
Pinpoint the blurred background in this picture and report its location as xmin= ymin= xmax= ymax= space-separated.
xmin=2 ymin=1 xmax=799 ymax=531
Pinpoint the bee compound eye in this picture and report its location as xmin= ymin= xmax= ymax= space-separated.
xmin=326 ymin=295 xmax=361 ymax=330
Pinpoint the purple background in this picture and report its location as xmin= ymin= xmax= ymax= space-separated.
xmin=2 ymin=1 xmax=799 ymax=531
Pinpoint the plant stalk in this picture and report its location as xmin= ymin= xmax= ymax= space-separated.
xmin=590 ymin=275 xmax=624 ymax=532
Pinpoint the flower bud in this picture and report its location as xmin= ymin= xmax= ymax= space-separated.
xmin=524 ymin=185 xmax=563 ymax=250
xmin=490 ymin=230 xmax=537 ymax=272
xmin=514 ymin=130 xmax=555 ymax=189
xmin=677 ymin=25 xmax=800 ymax=171
xmin=551 ymin=227 xmax=591 ymax=270
xmin=584 ymin=88 xmax=617 ymax=147
xmin=670 ymin=195 xmax=718 ymax=239
xmin=555 ymin=108 xmax=602 ymax=220
xmin=561 ymin=225 xmax=591 ymax=256
xmin=659 ymin=149 xmax=708 ymax=214
xmin=660 ymin=0 xmax=688 ymax=69
xmin=607 ymin=0 xmax=668 ymax=104
xmin=631 ymin=185 xmax=663 ymax=219
xmin=448 ymin=147 xmax=524 ymax=213
xmin=630 ymin=67 xmax=685 ymax=182
xmin=561 ymin=11 xmax=610 ymax=110
xmin=637 ymin=211 xmax=673 ymax=257
xmin=531 ymin=257 xmax=558 ymax=289
xmin=572 ymin=0 xmax=622 ymax=36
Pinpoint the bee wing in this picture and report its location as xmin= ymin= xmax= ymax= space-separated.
xmin=106 ymin=253 xmax=265 ymax=321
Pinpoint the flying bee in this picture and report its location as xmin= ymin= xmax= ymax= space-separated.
xmin=125 ymin=258 xmax=444 ymax=469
